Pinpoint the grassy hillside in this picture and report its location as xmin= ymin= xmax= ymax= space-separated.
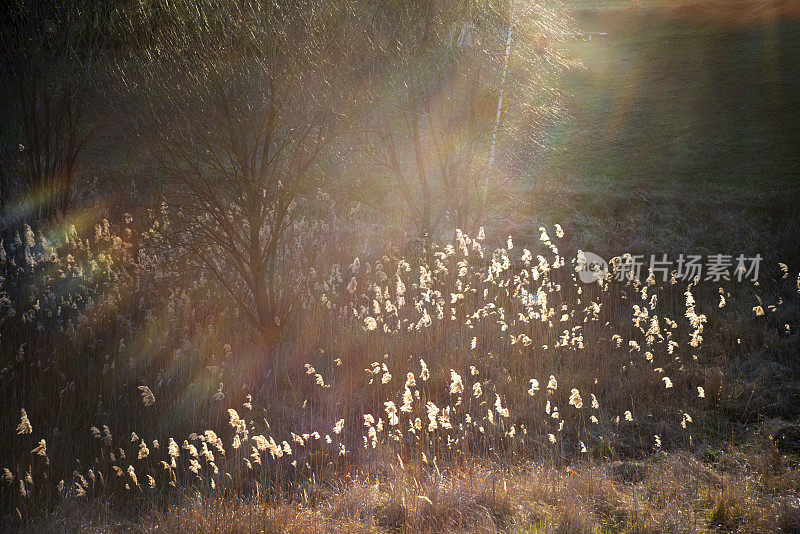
xmin=520 ymin=0 xmax=800 ymax=260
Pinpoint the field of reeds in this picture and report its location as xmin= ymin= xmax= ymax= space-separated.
xmin=2 ymin=216 xmax=799 ymax=532
xmin=3 ymin=0 xmax=800 ymax=532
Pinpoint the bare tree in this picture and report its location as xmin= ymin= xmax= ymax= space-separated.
xmin=116 ymin=0 xmax=352 ymax=344
xmin=351 ymin=1 xmax=493 ymax=243
xmin=355 ymin=0 xmax=571 ymax=242
xmin=0 ymin=0 xmax=96 ymax=221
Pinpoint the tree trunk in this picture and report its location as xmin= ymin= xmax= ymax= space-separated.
xmin=249 ymin=222 xmax=280 ymax=345
xmin=409 ymin=91 xmax=431 ymax=244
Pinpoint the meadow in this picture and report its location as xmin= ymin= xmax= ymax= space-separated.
xmin=1 ymin=1 xmax=800 ymax=532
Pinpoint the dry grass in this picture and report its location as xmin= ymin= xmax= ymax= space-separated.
xmin=1 ymin=216 xmax=799 ymax=531
xmin=43 ymin=452 xmax=800 ymax=533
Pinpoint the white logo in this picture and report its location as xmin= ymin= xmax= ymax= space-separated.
xmin=577 ymin=251 xmax=608 ymax=283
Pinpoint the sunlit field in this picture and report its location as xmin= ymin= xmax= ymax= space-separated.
xmin=2 ymin=1 xmax=800 ymax=532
